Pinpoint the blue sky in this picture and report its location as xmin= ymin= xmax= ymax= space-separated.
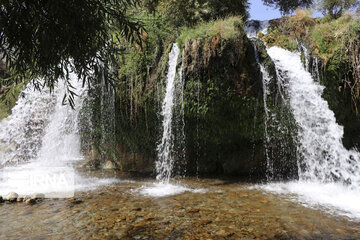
xmin=248 ymin=0 xmax=323 ymax=20
xmin=249 ymin=0 xmax=282 ymax=20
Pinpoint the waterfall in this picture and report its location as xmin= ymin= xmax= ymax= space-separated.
xmin=100 ymin=67 xmax=116 ymax=162
xmin=140 ymin=43 xmax=204 ymax=197
xmin=35 ymin=79 xmax=86 ymax=165
xmin=268 ymin=46 xmax=360 ymax=186
xmin=0 ymin=72 xmax=118 ymax=197
xmin=297 ymin=40 xmax=310 ymax=72
xmin=155 ymin=43 xmax=180 ymax=183
xmin=174 ymin=52 xmax=187 ymax=176
xmin=252 ymin=44 xmax=274 ymax=180
xmin=246 ymin=20 xmax=270 ymax=38
xmin=246 ymin=21 xmax=278 ymax=180
xmin=195 ymin=72 xmax=201 ymax=177
xmin=312 ymin=56 xmax=321 ymax=82
xmin=0 ymin=83 xmax=56 ymax=165
xmin=246 ymin=21 xmax=274 ymax=179
xmin=264 ymin=46 xmax=360 ymax=219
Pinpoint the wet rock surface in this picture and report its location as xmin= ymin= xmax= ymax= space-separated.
xmin=0 ymin=177 xmax=359 ymax=240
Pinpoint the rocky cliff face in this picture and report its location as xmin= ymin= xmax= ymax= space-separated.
xmin=80 ymin=19 xmax=273 ymax=178
xmin=80 ymin=19 xmax=301 ymax=179
xmin=181 ymin=32 xmax=266 ymax=176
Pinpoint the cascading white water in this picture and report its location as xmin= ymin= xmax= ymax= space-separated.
xmin=246 ymin=20 xmax=270 ymax=38
xmin=0 ymin=84 xmax=56 ymax=165
xmin=268 ymin=46 xmax=360 ymax=186
xmin=0 ymin=72 xmax=119 ymax=197
xmin=156 ymin=43 xmax=180 ymax=183
xmin=263 ymin=46 xmax=360 ymax=219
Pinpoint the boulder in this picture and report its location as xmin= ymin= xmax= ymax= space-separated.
xmin=5 ymin=192 xmax=18 ymax=202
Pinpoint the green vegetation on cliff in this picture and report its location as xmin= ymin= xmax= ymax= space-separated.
xmin=81 ymin=13 xmax=271 ymax=177
xmin=177 ymin=17 xmax=245 ymax=48
xmin=147 ymin=0 xmax=249 ymax=27
xmin=178 ymin=17 xmax=265 ymax=176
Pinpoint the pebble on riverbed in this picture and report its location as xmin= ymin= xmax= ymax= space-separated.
xmin=0 ymin=192 xmax=47 ymax=204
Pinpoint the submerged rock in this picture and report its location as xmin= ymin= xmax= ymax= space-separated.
xmin=5 ymin=192 xmax=18 ymax=202
xmin=25 ymin=198 xmax=36 ymax=205
xmin=68 ymin=198 xmax=83 ymax=205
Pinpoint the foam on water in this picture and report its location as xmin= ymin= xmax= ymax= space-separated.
xmin=0 ymin=164 xmax=121 ymax=196
xmin=137 ymin=182 xmax=206 ymax=198
xmin=260 ymin=181 xmax=360 ymax=220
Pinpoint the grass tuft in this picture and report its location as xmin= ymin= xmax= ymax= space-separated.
xmin=177 ymin=16 xmax=244 ymax=48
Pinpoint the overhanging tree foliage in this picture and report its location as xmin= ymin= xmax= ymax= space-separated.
xmin=149 ymin=0 xmax=249 ymax=27
xmin=201 ymin=0 xmax=250 ymax=20
xmin=316 ymin=0 xmax=360 ymax=18
xmin=262 ymin=0 xmax=314 ymax=14
xmin=0 ymin=0 xmax=144 ymax=106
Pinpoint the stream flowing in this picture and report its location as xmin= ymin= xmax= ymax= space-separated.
xmin=0 ymin=21 xmax=360 ymax=239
